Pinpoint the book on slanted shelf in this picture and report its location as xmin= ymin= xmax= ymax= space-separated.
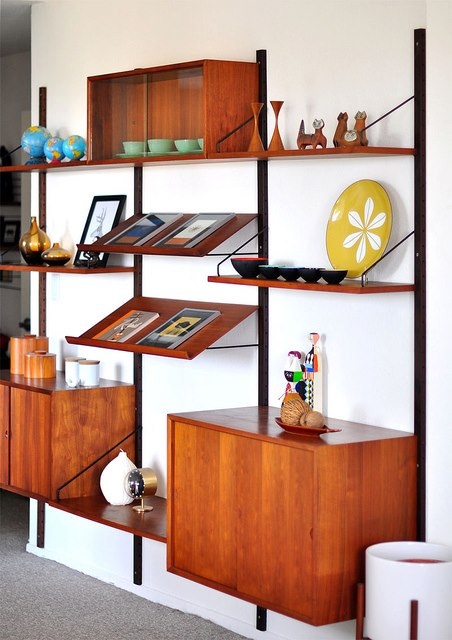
xmin=137 ymin=307 xmax=220 ymax=350
xmin=155 ymin=213 xmax=235 ymax=249
xmin=94 ymin=309 xmax=160 ymax=342
xmin=105 ymin=213 xmax=184 ymax=246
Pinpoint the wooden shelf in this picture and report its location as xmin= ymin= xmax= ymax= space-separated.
xmin=0 ymin=146 xmax=415 ymax=174
xmin=167 ymin=405 xmax=416 ymax=444
xmin=208 ymin=146 xmax=415 ymax=160
xmin=208 ymin=274 xmax=415 ymax=294
xmin=0 ymin=263 xmax=134 ymax=274
xmin=49 ymin=495 xmax=167 ymax=543
xmin=0 ymin=160 xmax=88 ymax=173
xmin=79 ymin=213 xmax=256 ymax=258
xmin=66 ymin=295 xmax=257 ymax=360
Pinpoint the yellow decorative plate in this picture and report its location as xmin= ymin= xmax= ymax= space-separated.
xmin=326 ymin=180 xmax=392 ymax=278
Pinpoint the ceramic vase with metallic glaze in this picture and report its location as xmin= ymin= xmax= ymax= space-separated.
xmin=19 ymin=216 xmax=51 ymax=265
xmin=41 ymin=242 xmax=71 ymax=266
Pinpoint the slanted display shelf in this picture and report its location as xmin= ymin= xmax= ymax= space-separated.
xmin=208 ymin=274 xmax=415 ymax=294
xmin=78 ymin=212 xmax=256 ymax=257
xmin=66 ymin=295 xmax=257 ymax=360
xmin=49 ymin=495 xmax=167 ymax=543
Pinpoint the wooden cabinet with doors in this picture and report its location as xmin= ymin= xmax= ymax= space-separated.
xmin=167 ymin=406 xmax=417 ymax=626
xmin=0 ymin=371 xmax=135 ymax=500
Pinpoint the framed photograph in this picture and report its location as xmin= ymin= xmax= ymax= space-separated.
xmin=0 ymin=218 xmax=20 ymax=246
xmin=155 ymin=213 xmax=234 ymax=249
xmin=105 ymin=212 xmax=184 ymax=247
xmin=138 ymin=307 xmax=221 ymax=350
xmin=94 ymin=309 xmax=160 ymax=342
xmin=74 ymin=195 xmax=126 ymax=267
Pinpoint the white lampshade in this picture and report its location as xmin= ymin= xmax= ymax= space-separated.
xmin=365 ymin=541 xmax=452 ymax=639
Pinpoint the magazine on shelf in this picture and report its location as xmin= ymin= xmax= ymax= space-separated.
xmin=94 ymin=309 xmax=160 ymax=342
xmin=137 ymin=307 xmax=221 ymax=350
xmin=155 ymin=213 xmax=235 ymax=249
xmin=105 ymin=212 xmax=184 ymax=246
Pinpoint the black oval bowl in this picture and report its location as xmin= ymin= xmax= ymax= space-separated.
xmin=320 ymin=268 xmax=348 ymax=284
xmin=298 ymin=267 xmax=322 ymax=283
xmin=278 ymin=266 xmax=300 ymax=281
xmin=231 ymin=257 xmax=268 ymax=278
xmin=258 ymin=265 xmax=280 ymax=279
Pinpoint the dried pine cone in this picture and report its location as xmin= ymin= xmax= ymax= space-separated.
xmin=281 ymin=393 xmax=310 ymax=426
xmin=301 ymin=410 xmax=325 ymax=428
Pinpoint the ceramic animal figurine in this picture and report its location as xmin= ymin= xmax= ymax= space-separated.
xmin=334 ymin=111 xmax=368 ymax=147
xmin=333 ymin=112 xmax=348 ymax=147
xmin=297 ymin=118 xmax=327 ymax=149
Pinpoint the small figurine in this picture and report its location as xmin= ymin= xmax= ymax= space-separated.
xmin=283 ymin=350 xmax=303 ymax=394
xmin=333 ymin=111 xmax=368 ymax=147
xmin=295 ymin=332 xmax=323 ymax=413
xmin=297 ymin=118 xmax=327 ymax=149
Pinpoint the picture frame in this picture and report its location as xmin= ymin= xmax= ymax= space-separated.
xmin=105 ymin=212 xmax=184 ymax=247
xmin=154 ymin=213 xmax=235 ymax=249
xmin=74 ymin=195 xmax=126 ymax=267
xmin=0 ymin=218 xmax=20 ymax=246
xmin=94 ymin=309 xmax=160 ymax=342
xmin=138 ymin=307 xmax=221 ymax=350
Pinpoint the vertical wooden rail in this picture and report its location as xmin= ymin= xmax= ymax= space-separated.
xmin=355 ymin=583 xmax=365 ymax=639
xmin=256 ymin=49 xmax=268 ymax=410
xmin=37 ymin=86 xmax=47 ymax=548
xmin=133 ymin=165 xmax=144 ymax=585
xmin=410 ymin=600 xmax=419 ymax=640
xmin=256 ymin=49 xmax=269 ymax=631
xmin=413 ymin=28 xmax=426 ymax=542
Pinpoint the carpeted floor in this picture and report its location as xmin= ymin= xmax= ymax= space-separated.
xmin=0 ymin=490 xmax=248 ymax=640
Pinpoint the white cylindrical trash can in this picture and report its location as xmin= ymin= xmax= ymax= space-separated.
xmin=365 ymin=541 xmax=452 ymax=639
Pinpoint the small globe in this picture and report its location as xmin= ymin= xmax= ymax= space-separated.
xmin=62 ymin=135 xmax=86 ymax=161
xmin=43 ymin=137 xmax=66 ymax=162
xmin=21 ymin=125 xmax=52 ymax=160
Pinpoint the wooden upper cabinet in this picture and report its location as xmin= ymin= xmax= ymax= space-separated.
xmin=87 ymin=59 xmax=259 ymax=160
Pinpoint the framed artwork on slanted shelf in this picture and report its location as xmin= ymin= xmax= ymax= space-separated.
xmin=74 ymin=195 xmax=126 ymax=267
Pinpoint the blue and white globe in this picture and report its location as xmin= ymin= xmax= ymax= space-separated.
xmin=43 ymin=136 xmax=66 ymax=162
xmin=62 ymin=135 xmax=86 ymax=161
xmin=21 ymin=125 xmax=52 ymax=162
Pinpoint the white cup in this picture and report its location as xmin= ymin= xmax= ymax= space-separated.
xmin=65 ymin=356 xmax=84 ymax=387
xmin=79 ymin=359 xmax=100 ymax=387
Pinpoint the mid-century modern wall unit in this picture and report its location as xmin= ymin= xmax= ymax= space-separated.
xmin=0 ymin=20 xmax=425 ymax=638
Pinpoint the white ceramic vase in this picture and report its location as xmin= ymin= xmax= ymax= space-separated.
xmin=100 ymin=450 xmax=136 ymax=505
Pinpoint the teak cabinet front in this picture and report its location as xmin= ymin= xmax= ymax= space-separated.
xmin=167 ymin=407 xmax=417 ymax=626
xmin=0 ymin=373 xmax=135 ymax=500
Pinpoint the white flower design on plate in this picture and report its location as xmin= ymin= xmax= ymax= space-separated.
xmin=343 ymin=197 xmax=387 ymax=263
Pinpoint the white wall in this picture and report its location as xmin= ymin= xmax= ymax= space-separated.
xmin=24 ymin=1 xmax=451 ymax=639
xmin=425 ymin=1 xmax=452 ymax=543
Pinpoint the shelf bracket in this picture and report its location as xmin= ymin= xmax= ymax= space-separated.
xmin=360 ymin=230 xmax=414 ymax=286
xmin=55 ymin=428 xmax=139 ymax=500
xmin=215 ymin=227 xmax=267 ymax=276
